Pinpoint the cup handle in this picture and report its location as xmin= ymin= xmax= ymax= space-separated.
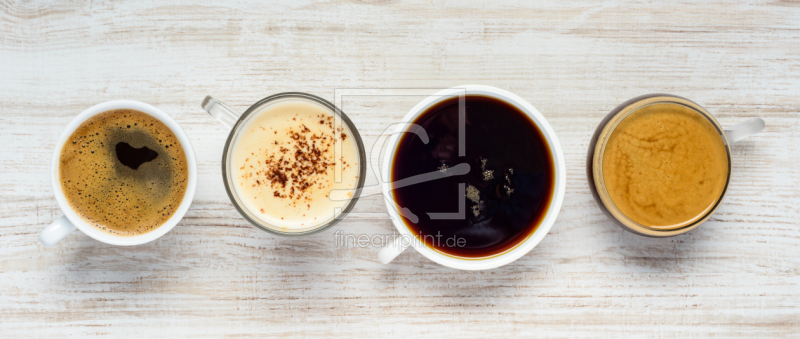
xmin=39 ymin=215 xmax=77 ymax=247
xmin=379 ymin=236 xmax=409 ymax=264
xmin=724 ymin=118 xmax=765 ymax=143
xmin=202 ymin=95 xmax=241 ymax=128
xmin=372 ymin=123 xmax=429 ymax=264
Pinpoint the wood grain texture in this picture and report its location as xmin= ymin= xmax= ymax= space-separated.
xmin=1 ymin=0 xmax=799 ymax=337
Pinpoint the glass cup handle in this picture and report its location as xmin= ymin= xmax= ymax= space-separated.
xmin=724 ymin=118 xmax=765 ymax=143
xmin=202 ymin=95 xmax=241 ymax=129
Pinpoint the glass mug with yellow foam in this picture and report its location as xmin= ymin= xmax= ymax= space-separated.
xmin=202 ymin=93 xmax=366 ymax=236
xmin=587 ymin=94 xmax=765 ymax=237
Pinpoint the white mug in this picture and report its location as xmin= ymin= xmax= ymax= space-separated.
xmin=378 ymin=85 xmax=567 ymax=270
xmin=39 ymin=100 xmax=197 ymax=247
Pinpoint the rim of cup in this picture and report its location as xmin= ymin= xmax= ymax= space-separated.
xmin=380 ymin=85 xmax=567 ymax=270
xmin=50 ymin=100 xmax=197 ymax=246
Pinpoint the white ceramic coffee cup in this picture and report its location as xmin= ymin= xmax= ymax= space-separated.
xmin=39 ymin=100 xmax=197 ymax=247
xmin=378 ymin=85 xmax=566 ymax=270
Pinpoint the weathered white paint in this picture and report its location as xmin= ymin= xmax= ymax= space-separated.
xmin=1 ymin=0 xmax=798 ymax=337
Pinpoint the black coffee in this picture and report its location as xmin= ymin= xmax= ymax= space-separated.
xmin=391 ymin=95 xmax=554 ymax=258
xmin=59 ymin=109 xmax=188 ymax=236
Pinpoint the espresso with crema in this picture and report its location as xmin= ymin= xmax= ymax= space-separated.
xmin=58 ymin=109 xmax=188 ymax=236
xmin=602 ymin=103 xmax=729 ymax=229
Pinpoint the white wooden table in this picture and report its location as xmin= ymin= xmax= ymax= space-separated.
xmin=1 ymin=1 xmax=799 ymax=337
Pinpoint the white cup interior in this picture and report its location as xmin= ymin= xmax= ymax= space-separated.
xmin=51 ymin=100 xmax=197 ymax=246
xmin=381 ymin=85 xmax=566 ymax=270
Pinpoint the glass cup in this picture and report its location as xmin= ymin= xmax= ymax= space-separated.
xmin=587 ymin=94 xmax=765 ymax=237
xmin=202 ymin=93 xmax=367 ymax=236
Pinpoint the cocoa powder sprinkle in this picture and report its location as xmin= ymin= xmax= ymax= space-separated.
xmin=241 ymin=124 xmax=336 ymax=204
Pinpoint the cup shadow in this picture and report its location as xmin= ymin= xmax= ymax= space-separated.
xmin=598 ymin=219 xmax=716 ymax=274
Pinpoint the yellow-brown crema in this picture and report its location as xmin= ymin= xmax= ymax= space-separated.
xmin=59 ymin=109 xmax=188 ymax=236
xmin=602 ymin=103 xmax=729 ymax=228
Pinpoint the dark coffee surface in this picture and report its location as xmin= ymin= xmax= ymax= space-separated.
xmin=59 ymin=109 xmax=188 ymax=236
xmin=391 ymin=95 xmax=554 ymax=258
